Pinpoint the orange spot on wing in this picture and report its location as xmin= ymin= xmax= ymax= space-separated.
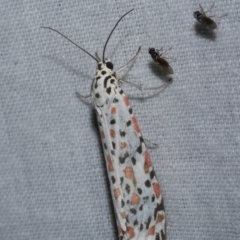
xmin=132 ymin=116 xmax=140 ymax=133
xmin=127 ymin=226 xmax=135 ymax=239
xmin=120 ymin=142 xmax=127 ymax=149
xmin=148 ymin=225 xmax=155 ymax=235
xmin=157 ymin=214 xmax=165 ymax=223
xmin=111 ymin=107 xmax=117 ymax=114
xmin=130 ymin=193 xmax=140 ymax=205
xmin=144 ymin=151 xmax=152 ymax=173
xmin=123 ymin=166 xmax=136 ymax=184
xmin=107 ymin=155 xmax=114 ymax=171
xmin=110 ymin=129 xmax=115 ymax=138
xmin=153 ymin=183 xmax=161 ymax=198
xmin=124 ymin=96 xmax=130 ymax=106
xmin=114 ymin=188 xmax=120 ymax=199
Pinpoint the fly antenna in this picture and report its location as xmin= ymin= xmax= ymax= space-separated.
xmin=41 ymin=26 xmax=98 ymax=62
xmin=102 ymin=9 xmax=134 ymax=62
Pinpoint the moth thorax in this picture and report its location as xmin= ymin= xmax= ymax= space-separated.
xmin=92 ymin=60 xmax=117 ymax=107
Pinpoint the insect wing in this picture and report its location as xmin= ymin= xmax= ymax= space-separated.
xmin=201 ymin=17 xmax=217 ymax=29
xmin=95 ymin=88 xmax=166 ymax=239
xmin=155 ymin=57 xmax=174 ymax=75
xmin=149 ymin=48 xmax=173 ymax=75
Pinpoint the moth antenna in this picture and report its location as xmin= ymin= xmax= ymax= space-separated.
xmin=41 ymin=26 xmax=98 ymax=62
xmin=102 ymin=9 xmax=134 ymax=62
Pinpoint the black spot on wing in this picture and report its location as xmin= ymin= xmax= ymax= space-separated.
xmin=110 ymin=119 xmax=116 ymax=124
xmin=154 ymin=202 xmax=165 ymax=220
xmin=156 ymin=233 xmax=160 ymax=240
xmin=145 ymin=180 xmax=151 ymax=187
xmin=125 ymin=184 xmax=130 ymax=194
xmin=106 ymin=87 xmax=111 ymax=94
xmin=119 ymin=130 xmax=126 ymax=137
xmin=126 ymin=120 xmax=131 ymax=126
xmin=130 ymin=208 xmax=136 ymax=214
xmin=143 ymin=197 xmax=149 ymax=203
xmin=137 ymin=188 xmax=142 ymax=195
xmin=150 ymin=170 xmax=155 ymax=179
xmin=111 ymin=176 xmax=116 ymax=184
xmin=136 ymin=145 xmax=142 ymax=153
xmin=119 ymin=152 xmax=129 ymax=164
xmin=133 ymin=219 xmax=138 ymax=225
xmin=131 ymin=157 xmax=136 ymax=165
xmin=146 ymin=216 xmax=151 ymax=229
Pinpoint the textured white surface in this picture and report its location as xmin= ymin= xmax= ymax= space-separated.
xmin=0 ymin=1 xmax=239 ymax=240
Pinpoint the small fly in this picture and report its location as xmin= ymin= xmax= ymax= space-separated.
xmin=193 ymin=3 xmax=227 ymax=29
xmin=149 ymin=47 xmax=173 ymax=75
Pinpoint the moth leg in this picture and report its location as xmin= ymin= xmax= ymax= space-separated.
xmin=115 ymin=46 xmax=141 ymax=73
xmin=143 ymin=78 xmax=172 ymax=91
xmin=76 ymin=91 xmax=91 ymax=99
xmin=119 ymin=78 xmax=142 ymax=91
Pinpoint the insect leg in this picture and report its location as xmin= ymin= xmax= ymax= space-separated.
xmin=205 ymin=2 xmax=215 ymax=13
xmin=143 ymin=78 xmax=172 ymax=91
xmin=75 ymin=91 xmax=91 ymax=99
xmin=115 ymin=46 xmax=141 ymax=73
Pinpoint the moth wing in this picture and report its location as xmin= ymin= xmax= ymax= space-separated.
xmin=95 ymin=89 xmax=166 ymax=239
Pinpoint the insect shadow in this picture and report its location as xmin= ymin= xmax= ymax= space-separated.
xmin=194 ymin=22 xmax=216 ymax=41
xmin=148 ymin=61 xmax=173 ymax=83
xmin=42 ymin=54 xmax=93 ymax=80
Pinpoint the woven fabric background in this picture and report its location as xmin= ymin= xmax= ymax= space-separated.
xmin=1 ymin=0 xmax=239 ymax=240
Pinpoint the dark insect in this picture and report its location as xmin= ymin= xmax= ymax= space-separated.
xmin=193 ymin=3 xmax=227 ymax=29
xmin=149 ymin=47 xmax=173 ymax=74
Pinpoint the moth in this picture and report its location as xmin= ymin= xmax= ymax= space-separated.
xmin=42 ymin=9 xmax=166 ymax=240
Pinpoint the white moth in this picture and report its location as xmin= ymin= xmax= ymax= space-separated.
xmin=42 ymin=9 xmax=166 ymax=240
